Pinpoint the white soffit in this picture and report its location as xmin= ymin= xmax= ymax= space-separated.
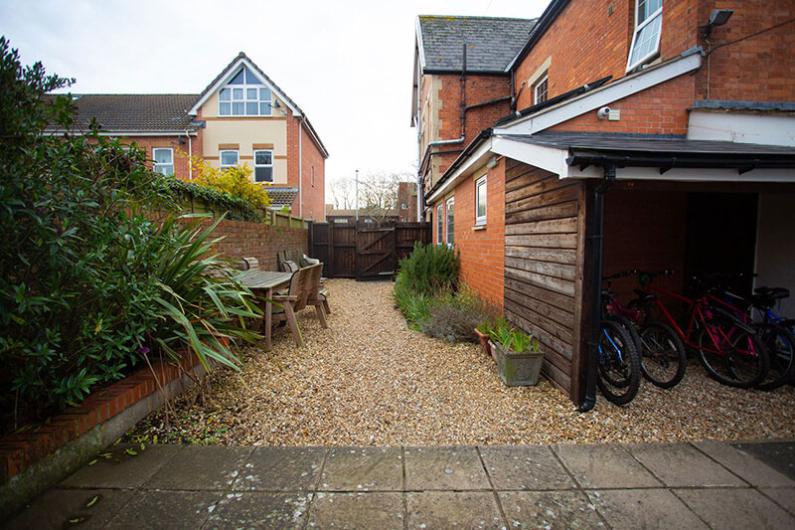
xmin=493 ymin=51 xmax=702 ymax=136
xmin=426 ymin=138 xmax=494 ymax=203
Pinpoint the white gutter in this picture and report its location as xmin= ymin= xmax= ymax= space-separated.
xmin=44 ymin=130 xmax=199 ymax=137
xmin=426 ymin=137 xmax=494 ymax=203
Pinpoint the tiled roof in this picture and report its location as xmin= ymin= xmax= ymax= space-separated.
xmin=265 ymin=187 xmax=299 ymax=206
xmin=417 ymin=15 xmax=537 ymax=73
xmin=56 ymin=94 xmax=199 ymax=132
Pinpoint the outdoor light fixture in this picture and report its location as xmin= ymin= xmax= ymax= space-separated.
xmin=701 ymin=9 xmax=733 ymax=37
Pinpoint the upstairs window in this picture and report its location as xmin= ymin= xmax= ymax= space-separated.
xmin=533 ymin=74 xmax=548 ymax=104
xmin=152 ymin=148 xmax=173 ymax=176
xmin=475 ymin=175 xmax=487 ymax=226
xmin=628 ymin=0 xmax=663 ymax=71
xmin=218 ymin=66 xmax=273 ymax=116
xmin=220 ymin=150 xmax=239 ymax=168
xmin=445 ymin=197 xmax=455 ymax=248
xmin=253 ymin=150 xmax=273 ymax=182
xmin=436 ymin=203 xmax=444 ymax=245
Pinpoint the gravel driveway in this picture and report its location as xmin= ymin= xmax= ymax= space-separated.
xmin=133 ymin=279 xmax=795 ymax=446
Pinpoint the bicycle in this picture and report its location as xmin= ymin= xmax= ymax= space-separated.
xmin=602 ymin=270 xmax=687 ymax=389
xmin=630 ymin=271 xmax=769 ymax=388
xmin=596 ymin=319 xmax=641 ymax=405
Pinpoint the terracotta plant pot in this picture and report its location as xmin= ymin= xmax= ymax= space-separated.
xmin=489 ymin=340 xmax=544 ymax=387
xmin=474 ymin=328 xmax=492 ymax=358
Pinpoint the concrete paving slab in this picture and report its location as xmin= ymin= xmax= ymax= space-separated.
xmin=587 ymin=489 xmax=708 ymax=530
xmin=232 ymin=446 xmax=325 ymax=491
xmin=676 ymin=487 xmax=795 ymax=530
xmin=144 ymin=445 xmax=253 ymax=490
xmin=499 ymin=491 xmax=606 ymax=530
xmin=406 ymin=491 xmax=504 ymax=529
xmin=60 ymin=444 xmax=182 ymax=489
xmin=3 ymin=488 xmax=134 ymax=530
xmin=760 ymin=488 xmax=795 ymax=516
xmin=480 ymin=445 xmax=575 ymax=490
xmin=203 ymin=492 xmax=311 ymax=529
xmin=553 ymin=444 xmax=661 ymax=489
xmin=307 ymin=492 xmax=404 ymax=529
xmin=734 ymin=441 xmax=795 ymax=481
xmin=404 ymin=447 xmax=490 ymax=490
xmin=319 ymin=447 xmax=402 ymax=491
xmin=696 ymin=440 xmax=795 ymax=487
xmin=106 ymin=489 xmax=221 ymax=529
xmin=629 ymin=443 xmax=746 ymax=487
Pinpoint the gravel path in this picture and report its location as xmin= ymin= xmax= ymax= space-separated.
xmin=133 ymin=279 xmax=795 ymax=446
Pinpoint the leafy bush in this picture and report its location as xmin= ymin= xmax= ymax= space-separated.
xmin=191 ymin=154 xmax=271 ymax=210
xmin=484 ymin=317 xmax=540 ymax=353
xmin=396 ymin=242 xmax=460 ymax=297
xmin=167 ymin=177 xmax=263 ymax=222
xmin=0 ymin=38 xmax=260 ymax=430
xmin=421 ymin=291 xmax=497 ymax=343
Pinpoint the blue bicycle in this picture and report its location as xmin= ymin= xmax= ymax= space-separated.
xmin=597 ymin=319 xmax=641 ymax=405
xmin=748 ymin=287 xmax=795 ymax=389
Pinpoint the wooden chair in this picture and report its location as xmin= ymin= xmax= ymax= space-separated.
xmin=305 ymin=263 xmax=328 ymax=329
xmin=241 ymin=257 xmax=260 ymax=270
xmin=272 ymin=267 xmax=311 ymax=347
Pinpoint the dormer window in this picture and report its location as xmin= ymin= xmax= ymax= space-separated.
xmin=627 ymin=0 xmax=663 ymax=71
xmin=218 ymin=66 xmax=273 ymax=116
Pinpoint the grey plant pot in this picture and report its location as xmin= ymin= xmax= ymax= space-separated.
xmin=489 ymin=340 xmax=544 ymax=387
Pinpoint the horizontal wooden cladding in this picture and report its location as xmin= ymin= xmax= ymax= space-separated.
xmin=505 ymin=306 xmax=572 ymax=391
xmin=504 ymin=217 xmax=577 ymax=235
xmin=505 ymin=233 xmax=577 ymax=250
xmin=506 ymin=184 xmax=579 ymax=215
xmin=505 ymin=246 xmax=576 ymax=265
xmin=505 ymin=267 xmax=575 ymax=296
xmin=506 ymin=202 xmax=579 ymax=225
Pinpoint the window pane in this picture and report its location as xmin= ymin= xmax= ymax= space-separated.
xmin=243 ymin=66 xmax=256 ymax=84
xmin=259 ymin=102 xmax=272 ymax=115
xmin=246 ymin=102 xmax=258 ymax=115
xmin=220 ymin=151 xmax=238 ymax=166
xmin=446 ymin=201 xmax=454 ymax=245
xmin=232 ymin=102 xmax=244 ymax=115
xmin=247 ymin=88 xmax=258 ymax=99
xmin=259 ymin=88 xmax=271 ymax=101
xmin=477 ymin=181 xmax=487 ymax=219
xmin=232 ymin=88 xmax=243 ymax=100
xmin=229 ymin=68 xmax=245 ymax=84
xmin=219 ymin=102 xmax=231 ymax=115
xmin=436 ymin=205 xmax=443 ymax=244
xmin=255 ymin=151 xmax=272 ymax=165
xmin=639 ymin=0 xmax=662 ymax=22
xmin=153 ymin=149 xmax=172 ymax=163
xmin=254 ymin=167 xmax=273 ymax=182
xmin=630 ymin=14 xmax=661 ymax=65
xmin=219 ymin=88 xmax=231 ymax=101
xmin=156 ymin=164 xmax=174 ymax=176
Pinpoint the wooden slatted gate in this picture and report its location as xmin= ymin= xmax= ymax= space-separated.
xmin=309 ymin=222 xmax=431 ymax=280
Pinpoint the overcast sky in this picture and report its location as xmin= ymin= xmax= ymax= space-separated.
xmin=1 ymin=0 xmax=548 ymax=193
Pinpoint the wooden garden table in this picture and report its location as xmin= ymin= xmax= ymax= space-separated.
xmin=236 ymin=270 xmax=293 ymax=351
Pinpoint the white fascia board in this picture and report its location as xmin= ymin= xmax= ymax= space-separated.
xmin=494 ymin=51 xmax=702 ymax=136
xmin=427 ymin=138 xmax=493 ymax=203
xmin=614 ymin=166 xmax=795 ymax=183
xmin=415 ymin=17 xmax=427 ymax=70
xmin=491 ymin=136 xmax=602 ymax=179
xmin=188 ymin=57 xmax=300 ymax=116
xmin=688 ymin=111 xmax=795 ymax=148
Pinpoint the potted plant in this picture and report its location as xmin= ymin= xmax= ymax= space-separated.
xmin=488 ymin=319 xmax=544 ymax=386
xmin=475 ymin=320 xmax=494 ymax=359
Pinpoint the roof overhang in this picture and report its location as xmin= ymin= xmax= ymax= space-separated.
xmin=188 ymin=56 xmax=301 ymax=116
xmin=44 ymin=129 xmax=198 ymax=137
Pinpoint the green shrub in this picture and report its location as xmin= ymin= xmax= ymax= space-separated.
xmin=421 ymin=291 xmax=497 ymax=342
xmin=0 ymin=38 xmax=260 ymax=430
xmin=486 ymin=317 xmax=540 ymax=353
xmin=396 ymin=242 xmax=460 ymax=297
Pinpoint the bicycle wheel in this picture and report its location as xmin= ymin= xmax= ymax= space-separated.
xmin=639 ymin=321 xmax=687 ymax=389
xmin=754 ymin=323 xmax=795 ymax=391
xmin=597 ymin=320 xmax=642 ymax=405
xmin=697 ymin=321 xmax=769 ymax=388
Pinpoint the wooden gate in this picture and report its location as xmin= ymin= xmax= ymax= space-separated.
xmin=309 ymin=222 xmax=431 ymax=279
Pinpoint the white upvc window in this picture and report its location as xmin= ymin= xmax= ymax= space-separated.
xmin=533 ymin=73 xmax=549 ymax=104
xmin=436 ymin=203 xmax=444 ymax=245
xmin=475 ymin=175 xmax=487 ymax=226
xmin=253 ymin=150 xmax=273 ymax=182
xmin=445 ymin=197 xmax=455 ymax=248
xmin=220 ymin=150 xmax=239 ymax=169
xmin=627 ymin=0 xmax=663 ymax=71
xmin=152 ymin=148 xmax=174 ymax=176
xmin=218 ymin=66 xmax=273 ymax=116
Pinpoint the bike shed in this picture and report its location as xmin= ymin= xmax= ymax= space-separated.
xmin=491 ymin=132 xmax=795 ymax=407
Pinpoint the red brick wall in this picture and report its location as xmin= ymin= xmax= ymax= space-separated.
xmin=300 ymin=123 xmax=326 ymax=221
xmin=112 ymin=135 xmax=196 ymax=180
xmin=430 ymin=158 xmax=506 ymax=309
xmin=192 ymin=218 xmax=308 ymax=271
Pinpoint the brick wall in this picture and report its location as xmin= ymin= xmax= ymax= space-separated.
xmin=191 ymin=218 xmax=308 ymax=270
xmin=113 ymin=135 xmax=197 ymax=180
xmin=299 ymin=124 xmax=326 ymax=221
xmin=431 ymin=158 xmax=506 ymax=309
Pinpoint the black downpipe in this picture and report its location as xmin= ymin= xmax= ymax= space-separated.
xmin=578 ymin=164 xmax=615 ymax=412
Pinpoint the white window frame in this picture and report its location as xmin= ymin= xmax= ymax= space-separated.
xmin=436 ymin=203 xmax=444 ymax=245
xmin=627 ymin=0 xmax=663 ymax=72
xmin=253 ymin=149 xmax=273 ymax=182
xmin=218 ymin=67 xmax=273 ymax=117
xmin=152 ymin=147 xmax=174 ymax=176
xmin=219 ymin=150 xmax=239 ymax=169
xmin=533 ymin=73 xmax=549 ymax=105
xmin=475 ymin=175 xmax=487 ymax=226
xmin=445 ymin=197 xmax=455 ymax=248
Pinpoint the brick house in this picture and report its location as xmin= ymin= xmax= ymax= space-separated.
xmin=412 ymin=1 xmax=795 ymax=405
xmin=53 ymin=52 xmax=328 ymax=220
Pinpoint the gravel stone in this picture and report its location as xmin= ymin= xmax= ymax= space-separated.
xmin=131 ymin=280 xmax=795 ymax=446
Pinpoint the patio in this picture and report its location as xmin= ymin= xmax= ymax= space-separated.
xmin=132 ymin=279 xmax=795 ymax=446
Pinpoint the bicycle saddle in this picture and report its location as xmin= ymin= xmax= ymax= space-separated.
xmin=754 ymin=287 xmax=789 ymax=300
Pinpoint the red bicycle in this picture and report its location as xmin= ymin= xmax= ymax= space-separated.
xmin=629 ymin=271 xmax=769 ymax=388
